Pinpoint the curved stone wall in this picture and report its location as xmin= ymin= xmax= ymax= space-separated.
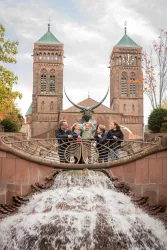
xmin=0 ymin=151 xmax=53 ymax=204
xmin=0 ymin=149 xmax=167 ymax=206
xmin=110 ymin=150 xmax=167 ymax=206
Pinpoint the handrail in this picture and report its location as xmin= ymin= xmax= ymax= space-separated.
xmin=0 ymin=134 xmax=161 ymax=166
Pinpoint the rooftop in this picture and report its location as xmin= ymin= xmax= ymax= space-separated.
xmin=36 ymin=24 xmax=63 ymax=45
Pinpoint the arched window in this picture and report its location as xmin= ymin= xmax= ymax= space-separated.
xmin=119 ymin=56 xmax=122 ymax=65
xmin=41 ymin=101 xmax=44 ymax=112
xmin=50 ymin=69 xmax=55 ymax=92
xmin=132 ymin=104 xmax=135 ymax=112
xmin=47 ymin=53 xmax=50 ymax=60
xmin=43 ymin=53 xmax=46 ymax=60
xmin=130 ymin=72 xmax=136 ymax=96
xmin=51 ymin=53 xmax=54 ymax=60
xmin=124 ymin=104 xmax=126 ymax=111
xmin=41 ymin=69 xmax=47 ymax=92
xmin=121 ymin=72 xmax=127 ymax=95
xmin=39 ymin=53 xmax=42 ymax=60
xmin=55 ymin=54 xmax=59 ymax=61
xmin=50 ymin=101 xmax=54 ymax=111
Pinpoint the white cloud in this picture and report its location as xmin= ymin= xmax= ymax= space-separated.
xmin=1 ymin=0 xmax=167 ymax=123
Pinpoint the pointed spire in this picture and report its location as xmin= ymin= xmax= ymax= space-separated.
xmin=48 ymin=17 xmax=51 ymax=32
xmin=124 ymin=21 xmax=127 ymax=35
xmin=48 ymin=23 xmax=50 ymax=32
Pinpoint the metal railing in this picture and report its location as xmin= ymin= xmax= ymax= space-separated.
xmin=0 ymin=135 xmax=160 ymax=164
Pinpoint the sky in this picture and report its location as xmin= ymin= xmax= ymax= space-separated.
xmin=0 ymin=0 xmax=167 ymax=123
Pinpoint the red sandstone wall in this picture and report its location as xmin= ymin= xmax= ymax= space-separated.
xmin=0 ymin=151 xmax=54 ymax=204
xmin=0 ymin=149 xmax=167 ymax=206
xmin=110 ymin=150 xmax=167 ymax=206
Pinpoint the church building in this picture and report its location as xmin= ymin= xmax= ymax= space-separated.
xmin=26 ymin=25 xmax=143 ymax=139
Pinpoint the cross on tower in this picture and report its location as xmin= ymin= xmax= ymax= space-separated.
xmin=124 ymin=21 xmax=127 ymax=35
xmin=48 ymin=17 xmax=52 ymax=31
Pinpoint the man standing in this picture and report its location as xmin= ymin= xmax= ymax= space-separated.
xmin=56 ymin=120 xmax=78 ymax=163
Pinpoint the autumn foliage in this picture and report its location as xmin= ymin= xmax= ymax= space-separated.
xmin=142 ymin=30 xmax=167 ymax=109
xmin=0 ymin=24 xmax=22 ymax=128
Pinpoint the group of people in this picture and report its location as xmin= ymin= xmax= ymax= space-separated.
xmin=56 ymin=119 xmax=124 ymax=163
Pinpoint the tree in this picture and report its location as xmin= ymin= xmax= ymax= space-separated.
xmin=0 ymin=24 xmax=22 ymax=118
xmin=148 ymin=108 xmax=167 ymax=132
xmin=142 ymin=30 xmax=167 ymax=109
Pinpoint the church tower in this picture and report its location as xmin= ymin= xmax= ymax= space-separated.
xmin=110 ymin=28 xmax=143 ymax=137
xmin=31 ymin=24 xmax=64 ymax=137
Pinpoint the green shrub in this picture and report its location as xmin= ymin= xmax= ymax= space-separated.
xmin=1 ymin=117 xmax=21 ymax=132
xmin=148 ymin=108 xmax=167 ymax=132
xmin=160 ymin=117 xmax=167 ymax=132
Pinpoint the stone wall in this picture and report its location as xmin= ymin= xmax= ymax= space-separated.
xmin=0 ymin=151 xmax=53 ymax=204
xmin=110 ymin=150 xmax=167 ymax=206
xmin=0 ymin=149 xmax=167 ymax=206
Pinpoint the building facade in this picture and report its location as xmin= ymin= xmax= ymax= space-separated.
xmin=30 ymin=24 xmax=64 ymax=137
xmin=109 ymin=31 xmax=143 ymax=137
xmin=26 ymin=26 xmax=143 ymax=139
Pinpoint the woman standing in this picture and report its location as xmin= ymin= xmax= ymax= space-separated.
xmin=107 ymin=121 xmax=124 ymax=153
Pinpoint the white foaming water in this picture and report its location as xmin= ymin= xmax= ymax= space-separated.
xmin=0 ymin=170 xmax=167 ymax=250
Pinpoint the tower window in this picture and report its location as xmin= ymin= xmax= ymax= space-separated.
xmin=132 ymin=104 xmax=135 ymax=112
xmin=41 ymin=101 xmax=44 ymax=112
xmin=124 ymin=104 xmax=126 ymax=111
xmin=47 ymin=53 xmax=50 ymax=60
xmin=130 ymin=72 xmax=136 ymax=96
xmin=51 ymin=53 xmax=54 ymax=60
xmin=39 ymin=53 xmax=42 ymax=60
xmin=50 ymin=101 xmax=54 ymax=111
xmin=50 ymin=70 xmax=55 ymax=92
xmin=41 ymin=69 xmax=47 ymax=92
xmin=121 ymin=72 xmax=127 ymax=95
xmin=55 ymin=54 xmax=59 ymax=61
xmin=43 ymin=53 xmax=46 ymax=60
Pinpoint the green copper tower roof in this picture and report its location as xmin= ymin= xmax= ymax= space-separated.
xmin=115 ymin=34 xmax=140 ymax=48
xmin=25 ymin=103 xmax=32 ymax=116
xmin=36 ymin=24 xmax=63 ymax=45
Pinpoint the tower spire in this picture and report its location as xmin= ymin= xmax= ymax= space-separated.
xmin=124 ymin=21 xmax=127 ymax=35
xmin=48 ymin=23 xmax=50 ymax=32
xmin=48 ymin=17 xmax=51 ymax=32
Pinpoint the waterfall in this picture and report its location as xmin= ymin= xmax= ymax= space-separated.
xmin=0 ymin=170 xmax=167 ymax=250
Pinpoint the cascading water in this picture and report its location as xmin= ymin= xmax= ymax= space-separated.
xmin=0 ymin=170 xmax=167 ymax=250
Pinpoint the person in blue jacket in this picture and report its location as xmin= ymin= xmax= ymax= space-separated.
xmin=56 ymin=120 xmax=78 ymax=163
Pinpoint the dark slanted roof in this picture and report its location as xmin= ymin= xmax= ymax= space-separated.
xmin=63 ymin=97 xmax=113 ymax=113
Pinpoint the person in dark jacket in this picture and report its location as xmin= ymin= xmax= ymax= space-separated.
xmin=107 ymin=121 xmax=124 ymax=152
xmin=95 ymin=124 xmax=108 ymax=162
xmin=56 ymin=120 xmax=78 ymax=163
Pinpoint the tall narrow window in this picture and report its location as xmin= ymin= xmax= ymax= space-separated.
xmin=50 ymin=70 xmax=55 ymax=92
xmin=130 ymin=72 xmax=136 ymax=96
xmin=51 ymin=53 xmax=54 ymax=60
xmin=47 ymin=53 xmax=50 ymax=60
xmin=39 ymin=53 xmax=42 ymax=60
xmin=50 ymin=101 xmax=54 ymax=111
xmin=41 ymin=101 xmax=44 ymax=112
xmin=43 ymin=53 xmax=46 ymax=60
xmin=132 ymin=104 xmax=135 ymax=112
xmin=41 ymin=69 xmax=47 ymax=92
xmin=55 ymin=54 xmax=59 ymax=61
xmin=121 ymin=72 xmax=127 ymax=95
xmin=124 ymin=104 xmax=126 ymax=111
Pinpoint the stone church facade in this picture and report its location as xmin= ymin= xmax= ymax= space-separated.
xmin=26 ymin=25 xmax=143 ymax=139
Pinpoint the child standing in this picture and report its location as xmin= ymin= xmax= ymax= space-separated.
xmin=81 ymin=122 xmax=96 ymax=139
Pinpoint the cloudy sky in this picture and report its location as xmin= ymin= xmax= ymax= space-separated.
xmin=0 ymin=0 xmax=167 ymax=123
